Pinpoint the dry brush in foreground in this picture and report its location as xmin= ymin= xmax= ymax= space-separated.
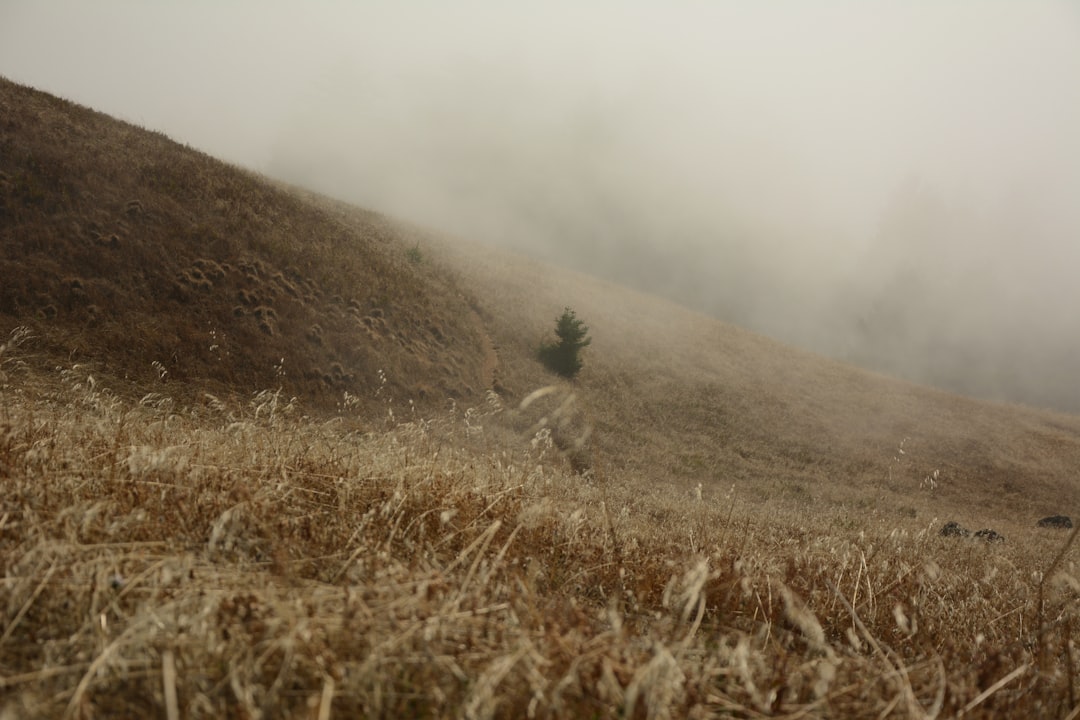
xmin=2 ymin=348 xmax=1080 ymax=717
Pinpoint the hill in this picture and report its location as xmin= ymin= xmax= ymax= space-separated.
xmin=4 ymin=77 xmax=1080 ymax=717
xmin=0 ymin=76 xmax=490 ymax=416
xmin=6 ymin=73 xmax=1080 ymax=528
xmin=424 ymin=233 xmax=1080 ymax=531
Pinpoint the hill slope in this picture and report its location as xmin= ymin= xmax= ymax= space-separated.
xmin=418 ymin=232 xmax=1080 ymax=530
xmin=0 ymin=77 xmax=488 ymax=415
xmin=4 ymin=75 xmax=1080 ymax=530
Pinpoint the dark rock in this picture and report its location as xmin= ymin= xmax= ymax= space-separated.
xmin=940 ymin=521 xmax=970 ymax=538
xmin=974 ymin=529 xmax=1005 ymax=543
xmin=1037 ymin=515 xmax=1073 ymax=529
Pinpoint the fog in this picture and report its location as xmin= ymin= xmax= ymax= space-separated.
xmin=4 ymin=1 xmax=1080 ymax=409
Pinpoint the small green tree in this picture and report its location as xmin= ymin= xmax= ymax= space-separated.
xmin=539 ymin=307 xmax=591 ymax=378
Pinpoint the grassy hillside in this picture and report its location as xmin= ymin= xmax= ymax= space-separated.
xmin=425 ymin=232 xmax=1080 ymax=529
xmin=4 ymin=77 xmax=1080 ymax=717
xmin=0 ymin=76 xmax=489 ymax=416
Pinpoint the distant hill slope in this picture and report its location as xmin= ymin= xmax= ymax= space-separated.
xmin=423 ymin=232 xmax=1080 ymax=527
xmin=4 ymin=76 xmax=1080 ymax=528
xmin=0 ymin=77 xmax=488 ymax=413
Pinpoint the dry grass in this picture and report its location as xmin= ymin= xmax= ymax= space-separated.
xmin=5 ymin=72 xmax=1080 ymax=527
xmin=7 ymin=75 xmax=1080 ymax=717
xmin=3 ymin=335 xmax=1080 ymax=718
xmin=0 ymin=75 xmax=488 ymax=413
xmin=423 ymin=230 xmax=1080 ymax=528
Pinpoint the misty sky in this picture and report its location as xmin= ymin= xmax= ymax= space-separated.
xmin=3 ymin=1 xmax=1080 ymax=408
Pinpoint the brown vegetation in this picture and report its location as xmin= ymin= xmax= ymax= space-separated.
xmin=4 ymin=77 xmax=1080 ymax=717
xmin=0 ymin=76 xmax=487 ymax=415
xmin=3 ymin=339 xmax=1080 ymax=718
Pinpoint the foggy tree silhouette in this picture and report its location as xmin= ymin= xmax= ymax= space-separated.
xmin=539 ymin=308 xmax=591 ymax=379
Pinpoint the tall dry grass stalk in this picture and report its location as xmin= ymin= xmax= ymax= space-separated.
xmin=2 ymin=354 xmax=1080 ymax=717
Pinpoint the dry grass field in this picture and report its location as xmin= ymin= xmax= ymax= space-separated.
xmin=4 ymin=76 xmax=1080 ymax=718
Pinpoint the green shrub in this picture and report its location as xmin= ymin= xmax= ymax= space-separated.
xmin=539 ymin=307 xmax=591 ymax=378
